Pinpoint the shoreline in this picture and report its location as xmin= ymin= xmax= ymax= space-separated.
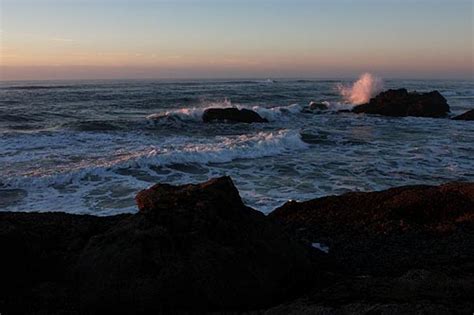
xmin=1 ymin=177 xmax=473 ymax=314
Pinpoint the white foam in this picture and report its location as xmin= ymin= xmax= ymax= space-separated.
xmin=337 ymin=73 xmax=384 ymax=105
xmin=251 ymin=103 xmax=303 ymax=121
xmin=311 ymin=242 xmax=329 ymax=253
xmin=147 ymin=101 xmax=303 ymax=123
xmin=147 ymin=99 xmax=232 ymax=122
xmin=3 ymin=129 xmax=307 ymax=189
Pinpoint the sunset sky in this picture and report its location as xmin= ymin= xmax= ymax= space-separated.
xmin=0 ymin=0 xmax=472 ymax=80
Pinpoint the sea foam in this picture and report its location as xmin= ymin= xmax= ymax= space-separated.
xmin=147 ymin=101 xmax=303 ymax=123
xmin=337 ymin=73 xmax=384 ymax=105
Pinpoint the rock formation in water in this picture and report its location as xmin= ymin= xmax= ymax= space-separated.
xmin=202 ymin=107 xmax=269 ymax=123
xmin=453 ymin=109 xmax=474 ymax=121
xmin=352 ymin=89 xmax=450 ymax=118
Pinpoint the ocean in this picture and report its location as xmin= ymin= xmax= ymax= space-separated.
xmin=1 ymin=78 xmax=473 ymax=215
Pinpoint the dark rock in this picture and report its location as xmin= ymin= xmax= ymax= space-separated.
xmin=453 ymin=109 xmax=474 ymax=121
xmin=0 ymin=178 xmax=313 ymax=314
xmin=202 ymin=107 xmax=268 ymax=123
xmin=76 ymin=177 xmax=313 ymax=313
xmin=0 ymin=211 xmax=129 ymax=314
xmin=352 ymin=89 xmax=450 ymax=117
xmin=267 ymin=182 xmax=474 ymax=313
xmin=265 ymin=268 xmax=474 ymax=314
xmin=308 ymin=101 xmax=328 ymax=111
xmin=270 ymin=182 xmax=474 ymax=275
xmin=2 ymin=179 xmax=474 ymax=314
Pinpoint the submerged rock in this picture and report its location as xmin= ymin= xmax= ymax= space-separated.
xmin=352 ymin=89 xmax=450 ymax=118
xmin=202 ymin=107 xmax=268 ymax=123
xmin=453 ymin=109 xmax=474 ymax=121
xmin=308 ymin=101 xmax=328 ymax=111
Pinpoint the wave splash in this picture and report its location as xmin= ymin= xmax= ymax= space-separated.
xmin=337 ymin=73 xmax=384 ymax=105
xmin=147 ymin=100 xmax=303 ymax=123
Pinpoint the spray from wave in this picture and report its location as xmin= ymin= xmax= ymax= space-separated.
xmin=337 ymin=73 xmax=384 ymax=105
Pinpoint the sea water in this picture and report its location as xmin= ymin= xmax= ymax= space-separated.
xmin=1 ymin=77 xmax=473 ymax=215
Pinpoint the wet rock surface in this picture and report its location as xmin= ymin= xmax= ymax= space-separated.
xmin=202 ymin=107 xmax=269 ymax=123
xmin=453 ymin=109 xmax=474 ymax=121
xmin=352 ymin=89 xmax=450 ymax=118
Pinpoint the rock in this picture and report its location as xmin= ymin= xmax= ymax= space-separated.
xmin=0 ymin=212 xmax=129 ymax=314
xmin=352 ymin=89 xmax=450 ymax=117
xmin=76 ymin=177 xmax=313 ymax=313
xmin=453 ymin=109 xmax=474 ymax=121
xmin=308 ymin=101 xmax=328 ymax=111
xmin=265 ymin=268 xmax=474 ymax=314
xmin=269 ymin=182 xmax=474 ymax=275
xmin=2 ymin=179 xmax=474 ymax=314
xmin=202 ymin=107 xmax=268 ymax=123
xmin=267 ymin=182 xmax=474 ymax=313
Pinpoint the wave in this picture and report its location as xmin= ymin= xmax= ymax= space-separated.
xmin=3 ymin=129 xmax=308 ymax=189
xmin=147 ymin=100 xmax=303 ymax=123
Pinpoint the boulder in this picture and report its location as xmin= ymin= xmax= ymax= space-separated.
xmin=308 ymin=101 xmax=328 ymax=111
xmin=352 ymin=89 xmax=450 ymax=117
xmin=453 ymin=109 xmax=474 ymax=121
xmin=76 ymin=177 xmax=313 ymax=313
xmin=202 ymin=107 xmax=268 ymax=123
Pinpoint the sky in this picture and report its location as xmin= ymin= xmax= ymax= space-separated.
xmin=0 ymin=0 xmax=472 ymax=80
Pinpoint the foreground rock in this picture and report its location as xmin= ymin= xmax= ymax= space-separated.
xmin=1 ymin=179 xmax=474 ymax=314
xmin=0 ymin=177 xmax=313 ymax=314
xmin=453 ymin=109 xmax=474 ymax=121
xmin=0 ymin=212 xmax=129 ymax=314
xmin=269 ymin=182 xmax=474 ymax=314
xmin=352 ymin=89 xmax=450 ymax=118
xmin=202 ymin=107 xmax=268 ymax=123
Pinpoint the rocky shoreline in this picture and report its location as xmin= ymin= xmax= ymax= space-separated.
xmin=1 ymin=177 xmax=473 ymax=314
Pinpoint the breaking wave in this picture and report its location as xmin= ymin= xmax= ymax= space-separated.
xmin=3 ymin=129 xmax=308 ymax=189
xmin=147 ymin=101 xmax=303 ymax=123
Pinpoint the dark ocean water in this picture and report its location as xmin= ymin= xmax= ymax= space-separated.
xmin=0 ymin=78 xmax=473 ymax=214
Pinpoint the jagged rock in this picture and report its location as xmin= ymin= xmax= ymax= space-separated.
xmin=267 ymin=182 xmax=474 ymax=313
xmin=1 ymin=179 xmax=474 ymax=314
xmin=352 ymin=89 xmax=450 ymax=118
xmin=453 ymin=109 xmax=474 ymax=121
xmin=202 ymin=107 xmax=268 ymax=123
xmin=270 ymin=182 xmax=474 ymax=275
xmin=76 ymin=177 xmax=313 ymax=313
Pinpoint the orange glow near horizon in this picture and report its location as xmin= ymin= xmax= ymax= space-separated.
xmin=1 ymin=0 xmax=472 ymax=80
